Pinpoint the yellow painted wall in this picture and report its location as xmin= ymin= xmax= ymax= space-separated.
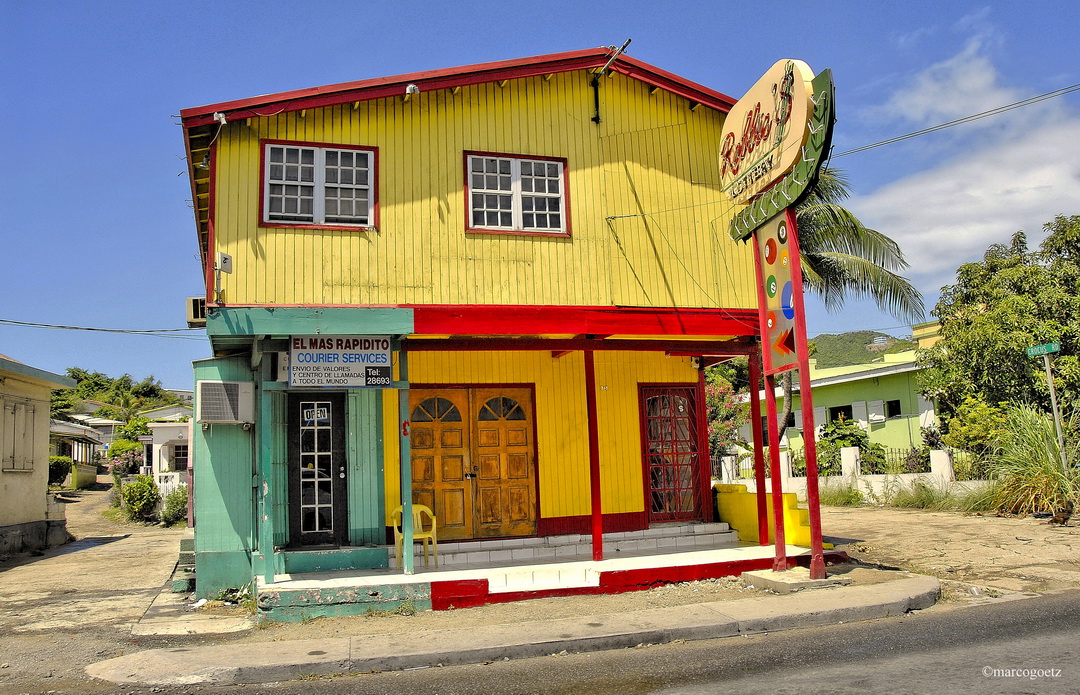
xmin=0 ymin=374 xmax=53 ymax=528
xmin=211 ymin=70 xmax=756 ymax=309
xmin=382 ymin=350 xmax=698 ymax=523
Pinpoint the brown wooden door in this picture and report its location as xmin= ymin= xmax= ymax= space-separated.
xmin=409 ymin=390 xmax=472 ymax=540
xmin=472 ymin=388 xmax=536 ymax=538
xmin=409 ymin=387 xmax=537 ymax=540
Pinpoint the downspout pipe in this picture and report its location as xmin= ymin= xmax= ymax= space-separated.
xmin=591 ymin=39 xmax=632 ymax=124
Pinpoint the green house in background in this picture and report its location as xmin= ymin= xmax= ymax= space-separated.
xmin=745 ymin=351 xmax=937 ymax=454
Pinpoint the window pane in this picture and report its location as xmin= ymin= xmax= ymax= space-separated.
xmin=500 ymin=212 xmax=512 ymax=226
xmin=487 ymin=211 xmax=499 ymax=225
xmin=521 ymin=161 xmax=532 ymax=175
xmin=523 ymin=214 xmax=534 ymax=227
xmin=471 ymin=157 xmax=484 ymax=172
xmin=301 ymin=149 xmax=315 ymax=164
xmin=499 ymin=159 xmax=511 ymax=174
xmin=522 ymin=178 xmax=533 ymax=192
xmin=269 ymin=164 xmax=283 ymax=180
xmin=473 ymin=211 xmax=485 ymax=225
xmin=286 ymin=149 xmax=299 ymax=164
xmin=270 ymin=147 xmax=284 ymax=163
xmin=547 ymin=163 xmax=559 ymax=177
xmin=326 ymin=151 xmax=338 ymax=165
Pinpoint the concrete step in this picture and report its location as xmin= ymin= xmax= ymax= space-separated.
xmin=389 ymin=523 xmax=740 ymax=569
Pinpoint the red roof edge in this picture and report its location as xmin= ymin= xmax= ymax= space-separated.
xmin=180 ymin=48 xmax=735 ymax=127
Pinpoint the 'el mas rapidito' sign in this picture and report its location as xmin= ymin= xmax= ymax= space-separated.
xmin=289 ymin=335 xmax=392 ymax=387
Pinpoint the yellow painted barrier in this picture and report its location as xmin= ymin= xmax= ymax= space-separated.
xmin=714 ymin=483 xmax=832 ymax=549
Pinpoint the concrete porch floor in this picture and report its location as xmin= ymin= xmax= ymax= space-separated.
xmin=255 ymin=539 xmax=814 ymax=620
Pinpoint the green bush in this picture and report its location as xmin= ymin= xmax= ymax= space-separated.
xmin=48 ymin=456 xmax=74 ymax=486
xmin=161 ymin=485 xmax=189 ymax=526
xmin=121 ymin=475 xmax=161 ymax=522
xmin=890 ymin=479 xmax=949 ymax=509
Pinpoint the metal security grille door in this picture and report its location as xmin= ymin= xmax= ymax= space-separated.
xmin=288 ymin=393 xmax=347 ymax=546
xmin=641 ymin=386 xmax=703 ymax=522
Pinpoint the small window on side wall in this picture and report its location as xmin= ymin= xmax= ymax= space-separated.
xmin=465 ymin=152 xmax=569 ymax=236
xmin=885 ymin=400 xmax=902 ymax=418
xmin=262 ymin=141 xmax=377 ymax=229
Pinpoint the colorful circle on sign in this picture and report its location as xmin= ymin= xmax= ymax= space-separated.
xmin=766 ymin=275 xmax=778 ymax=298
xmin=766 ymin=311 xmax=777 ymax=330
xmin=764 ymin=238 xmax=778 ymax=264
xmin=781 ymin=281 xmax=795 ymax=319
xmin=780 ymin=249 xmax=789 ymax=268
xmin=777 ymin=221 xmax=788 ymax=244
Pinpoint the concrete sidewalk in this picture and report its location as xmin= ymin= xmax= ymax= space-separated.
xmin=86 ymin=573 xmax=939 ymax=687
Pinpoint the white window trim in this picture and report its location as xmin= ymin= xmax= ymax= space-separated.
xmin=467 ymin=154 xmax=567 ymax=234
xmin=263 ymin=143 xmax=375 ymax=228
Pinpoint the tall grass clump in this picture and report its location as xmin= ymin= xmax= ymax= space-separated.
xmin=819 ymin=482 xmax=863 ymax=506
xmin=890 ymin=479 xmax=950 ymax=509
xmin=988 ymin=405 xmax=1078 ymax=514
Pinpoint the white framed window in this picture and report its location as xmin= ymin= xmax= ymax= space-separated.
xmin=466 ymin=153 xmax=567 ymax=235
xmin=263 ymin=142 xmax=376 ymax=228
xmin=1 ymin=400 xmax=36 ymax=472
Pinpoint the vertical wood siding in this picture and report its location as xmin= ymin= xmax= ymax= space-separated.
xmin=211 ymin=70 xmax=755 ymax=309
xmin=381 ymin=349 xmax=697 ymax=524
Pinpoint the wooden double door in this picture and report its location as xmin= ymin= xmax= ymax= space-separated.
xmin=409 ymin=387 xmax=537 ymax=540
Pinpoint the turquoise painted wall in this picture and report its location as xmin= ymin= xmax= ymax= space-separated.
xmin=192 ymin=356 xmax=257 ymax=595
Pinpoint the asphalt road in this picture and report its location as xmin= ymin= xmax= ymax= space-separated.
xmin=159 ymin=589 xmax=1080 ymax=695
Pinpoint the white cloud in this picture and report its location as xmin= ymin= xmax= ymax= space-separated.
xmin=869 ymin=35 xmax=1021 ymax=126
xmin=852 ymin=117 xmax=1080 ymax=292
xmin=848 ymin=35 xmax=1080 ymax=295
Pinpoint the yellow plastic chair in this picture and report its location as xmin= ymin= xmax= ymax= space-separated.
xmin=391 ymin=504 xmax=438 ymax=568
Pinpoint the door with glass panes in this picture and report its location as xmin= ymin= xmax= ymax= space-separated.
xmin=287 ymin=393 xmax=348 ymax=546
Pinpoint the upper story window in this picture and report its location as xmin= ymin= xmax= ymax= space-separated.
xmin=466 ymin=153 xmax=569 ymax=236
xmin=262 ymin=141 xmax=377 ymax=229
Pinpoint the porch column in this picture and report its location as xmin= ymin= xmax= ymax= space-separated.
xmin=584 ymin=350 xmax=603 ymax=561
xmin=747 ymin=350 xmax=769 ymax=545
xmin=764 ymin=373 xmax=793 ymax=571
xmin=257 ymin=358 xmax=276 ymax=585
xmin=397 ymin=344 xmax=414 ymax=574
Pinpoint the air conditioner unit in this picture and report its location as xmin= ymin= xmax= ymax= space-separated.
xmin=196 ymin=381 xmax=255 ymax=424
xmin=186 ymin=297 xmax=207 ymax=327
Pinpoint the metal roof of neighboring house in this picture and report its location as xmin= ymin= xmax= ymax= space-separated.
xmin=49 ymin=418 xmax=105 ymax=443
xmin=0 ymin=353 xmax=75 ymax=389
xmin=70 ymin=414 xmax=125 ymax=426
xmin=180 ymin=47 xmax=736 ymax=126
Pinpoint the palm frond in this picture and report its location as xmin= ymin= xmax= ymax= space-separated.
xmin=802 ymin=252 xmax=925 ymax=323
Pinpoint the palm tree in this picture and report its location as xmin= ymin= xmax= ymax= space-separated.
xmin=777 ymin=167 xmax=925 ymax=439
xmin=797 ymin=168 xmax=924 ymax=322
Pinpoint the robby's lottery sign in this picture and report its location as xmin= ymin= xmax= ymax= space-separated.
xmin=289 ymin=336 xmax=392 ymax=388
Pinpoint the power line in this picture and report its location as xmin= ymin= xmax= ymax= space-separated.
xmin=0 ymin=318 xmax=205 ymax=341
xmin=834 ymin=83 xmax=1080 ymax=158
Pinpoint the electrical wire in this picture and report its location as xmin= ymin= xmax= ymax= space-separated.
xmin=0 ymin=318 xmax=205 ymax=341
xmin=833 ymin=83 xmax=1080 ymax=158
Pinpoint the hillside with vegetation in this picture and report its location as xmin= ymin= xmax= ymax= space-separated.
xmin=809 ymin=330 xmax=916 ymax=368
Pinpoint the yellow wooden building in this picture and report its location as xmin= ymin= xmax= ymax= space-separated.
xmin=180 ymin=48 xmax=765 ymax=610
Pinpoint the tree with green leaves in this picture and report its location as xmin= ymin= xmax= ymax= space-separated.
xmin=50 ymin=368 xmax=180 ymax=421
xmin=918 ymin=215 xmax=1080 ymax=421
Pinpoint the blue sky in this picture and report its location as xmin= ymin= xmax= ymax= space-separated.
xmin=2 ymin=1 xmax=1078 ymax=388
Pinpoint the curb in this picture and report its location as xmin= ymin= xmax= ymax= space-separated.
xmin=87 ymin=574 xmax=940 ymax=687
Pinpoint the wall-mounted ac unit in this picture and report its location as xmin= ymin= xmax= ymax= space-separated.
xmin=186 ymin=297 xmax=207 ymax=327
xmin=196 ymin=381 xmax=255 ymax=424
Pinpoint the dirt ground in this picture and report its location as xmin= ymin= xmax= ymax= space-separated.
xmin=1 ymin=487 xmax=1078 ymax=694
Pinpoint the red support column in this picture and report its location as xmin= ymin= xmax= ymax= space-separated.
xmin=747 ymin=349 xmax=769 ymax=545
xmin=784 ymin=207 xmax=827 ymax=578
xmin=697 ymin=363 xmax=713 ymax=521
xmin=584 ymin=350 xmax=604 ymax=561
